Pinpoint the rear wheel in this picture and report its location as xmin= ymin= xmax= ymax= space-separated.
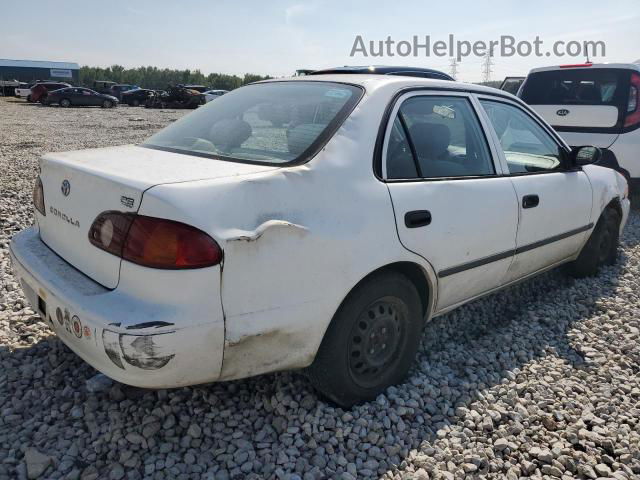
xmin=131 ymin=99 xmax=140 ymax=107
xmin=60 ymin=98 xmax=71 ymax=108
xmin=102 ymin=99 xmax=114 ymax=108
xmin=565 ymin=207 xmax=620 ymax=278
xmin=307 ymin=272 xmax=423 ymax=407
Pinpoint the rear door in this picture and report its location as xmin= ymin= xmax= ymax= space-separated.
xmin=383 ymin=91 xmax=519 ymax=311
xmin=478 ymin=97 xmax=593 ymax=282
xmin=519 ymin=67 xmax=630 ymax=147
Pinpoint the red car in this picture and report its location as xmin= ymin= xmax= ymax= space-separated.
xmin=30 ymin=82 xmax=71 ymax=103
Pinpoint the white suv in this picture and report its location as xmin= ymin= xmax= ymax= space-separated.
xmin=518 ymin=63 xmax=640 ymax=193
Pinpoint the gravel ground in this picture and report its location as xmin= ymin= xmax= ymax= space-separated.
xmin=1 ymin=97 xmax=640 ymax=480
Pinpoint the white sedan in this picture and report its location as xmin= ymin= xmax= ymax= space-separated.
xmin=10 ymin=75 xmax=630 ymax=406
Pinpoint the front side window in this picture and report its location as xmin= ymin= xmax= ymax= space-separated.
xmin=480 ymin=100 xmax=564 ymax=174
xmin=144 ymin=82 xmax=362 ymax=165
xmin=386 ymin=95 xmax=494 ymax=179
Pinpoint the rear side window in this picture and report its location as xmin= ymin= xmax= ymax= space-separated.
xmin=520 ymin=69 xmax=627 ymax=106
xmin=145 ymin=82 xmax=362 ymax=165
xmin=386 ymin=96 xmax=494 ymax=179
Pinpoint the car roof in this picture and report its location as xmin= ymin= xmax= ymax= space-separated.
xmin=259 ymin=74 xmax=515 ymax=99
xmin=309 ymin=65 xmax=454 ymax=80
xmin=528 ymin=63 xmax=640 ymax=74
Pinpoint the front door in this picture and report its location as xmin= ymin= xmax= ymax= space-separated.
xmin=383 ymin=92 xmax=519 ymax=311
xmin=478 ymin=98 xmax=593 ymax=282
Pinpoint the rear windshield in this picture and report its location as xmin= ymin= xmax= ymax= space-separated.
xmin=520 ymin=69 xmax=627 ymax=106
xmin=144 ymin=81 xmax=363 ymax=165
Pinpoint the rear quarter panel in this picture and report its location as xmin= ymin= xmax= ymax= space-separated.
xmin=137 ymin=84 xmax=438 ymax=380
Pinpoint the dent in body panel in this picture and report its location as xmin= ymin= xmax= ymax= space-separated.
xmin=226 ymin=220 xmax=309 ymax=243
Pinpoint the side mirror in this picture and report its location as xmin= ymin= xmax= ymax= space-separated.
xmin=571 ymin=146 xmax=601 ymax=166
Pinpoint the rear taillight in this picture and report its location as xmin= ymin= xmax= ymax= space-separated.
xmin=33 ymin=176 xmax=46 ymax=216
xmin=89 ymin=212 xmax=222 ymax=269
xmin=624 ymin=73 xmax=640 ymax=128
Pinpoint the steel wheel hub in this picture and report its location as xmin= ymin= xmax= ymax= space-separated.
xmin=348 ymin=298 xmax=404 ymax=387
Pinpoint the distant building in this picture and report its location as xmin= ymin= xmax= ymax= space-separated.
xmin=0 ymin=59 xmax=80 ymax=84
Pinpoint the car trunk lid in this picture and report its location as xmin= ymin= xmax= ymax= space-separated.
xmin=37 ymin=144 xmax=278 ymax=289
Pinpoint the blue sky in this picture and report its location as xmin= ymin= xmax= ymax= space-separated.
xmin=1 ymin=0 xmax=638 ymax=82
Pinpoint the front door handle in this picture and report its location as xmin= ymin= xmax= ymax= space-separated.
xmin=405 ymin=210 xmax=432 ymax=228
xmin=522 ymin=194 xmax=539 ymax=209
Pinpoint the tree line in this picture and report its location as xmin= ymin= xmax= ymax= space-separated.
xmin=79 ymin=65 xmax=271 ymax=91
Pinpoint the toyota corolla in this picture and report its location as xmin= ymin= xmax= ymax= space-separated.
xmin=10 ymin=75 xmax=630 ymax=406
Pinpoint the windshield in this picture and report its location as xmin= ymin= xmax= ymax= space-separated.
xmin=143 ymin=81 xmax=363 ymax=165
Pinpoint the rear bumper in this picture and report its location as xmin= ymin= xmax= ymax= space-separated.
xmin=9 ymin=227 xmax=225 ymax=388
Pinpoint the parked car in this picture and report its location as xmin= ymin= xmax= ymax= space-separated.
xmin=44 ymin=87 xmax=118 ymax=108
xmin=145 ymin=85 xmax=204 ymax=109
xmin=518 ymin=63 xmax=640 ymax=193
xmin=180 ymin=84 xmax=208 ymax=93
xmin=93 ymin=80 xmax=117 ymax=95
xmin=309 ymin=65 xmax=454 ymax=81
xmin=203 ymin=89 xmax=228 ymax=102
xmin=10 ymin=76 xmax=630 ymax=407
xmin=499 ymin=76 xmax=525 ymax=95
xmin=30 ymin=82 xmax=71 ymax=103
xmin=121 ymin=88 xmax=155 ymax=106
xmin=12 ymin=82 xmax=32 ymax=98
xmin=110 ymin=84 xmax=139 ymax=100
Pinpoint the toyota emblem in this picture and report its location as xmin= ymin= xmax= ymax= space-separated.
xmin=556 ymin=109 xmax=570 ymax=117
xmin=61 ymin=179 xmax=71 ymax=196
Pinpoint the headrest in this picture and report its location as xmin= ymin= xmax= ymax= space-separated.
xmin=209 ymin=118 xmax=252 ymax=150
xmin=577 ymin=84 xmax=601 ymax=102
xmin=408 ymin=122 xmax=451 ymax=158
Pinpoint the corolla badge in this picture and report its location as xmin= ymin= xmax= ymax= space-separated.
xmin=61 ymin=179 xmax=71 ymax=196
xmin=556 ymin=109 xmax=570 ymax=117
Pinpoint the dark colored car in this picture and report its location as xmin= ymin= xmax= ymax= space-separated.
xmin=110 ymin=84 xmax=139 ymax=100
xmin=121 ymin=88 xmax=155 ymax=106
xmin=180 ymin=84 xmax=209 ymax=93
xmin=308 ymin=65 xmax=455 ymax=81
xmin=30 ymin=82 xmax=72 ymax=103
xmin=45 ymin=87 xmax=118 ymax=108
xmin=93 ymin=80 xmax=117 ymax=94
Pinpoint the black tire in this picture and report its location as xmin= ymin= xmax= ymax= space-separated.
xmin=102 ymin=100 xmax=113 ymax=108
xmin=307 ymin=272 xmax=423 ymax=407
xmin=132 ymin=99 xmax=140 ymax=107
xmin=26 ymin=95 xmax=32 ymax=102
xmin=565 ymin=207 xmax=620 ymax=278
xmin=60 ymin=98 xmax=71 ymax=108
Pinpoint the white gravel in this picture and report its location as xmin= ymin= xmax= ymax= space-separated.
xmin=1 ymin=97 xmax=640 ymax=480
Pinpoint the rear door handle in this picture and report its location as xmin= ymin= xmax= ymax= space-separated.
xmin=522 ymin=194 xmax=539 ymax=209
xmin=405 ymin=210 xmax=432 ymax=228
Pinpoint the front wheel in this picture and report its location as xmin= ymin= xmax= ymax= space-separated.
xmin=565 ymin=207 xmax=620 ymax=278
xmin=307 ymin=272 xmax=423 ymax=407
